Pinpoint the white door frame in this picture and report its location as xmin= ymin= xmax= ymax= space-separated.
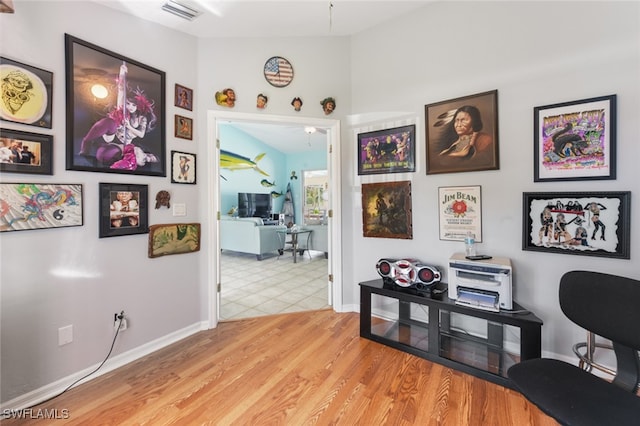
xmin=206 ymin=110 xmax=343 ymax=328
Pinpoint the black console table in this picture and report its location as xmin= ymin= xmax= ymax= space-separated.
xmin=359 ymin=279 xmax=543 ymax=388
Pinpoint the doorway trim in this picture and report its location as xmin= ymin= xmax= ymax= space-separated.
xmin=206 ymin=110 xmax=343 ymax=328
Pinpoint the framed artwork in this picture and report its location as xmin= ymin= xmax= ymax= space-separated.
xmin=0 ymin=128 xmax=53 ymax=175
xmin=175 ymin=114 xmax=193 ymax=140
xmin=438 ymin=185 xmax=482 ymax=242
xmin=174 ymin=84 xmax=193 ymax=111
xmin=425 ymin=90 xmax=499 ymax=175
xmin=65 ymin=34 xmax=166 ymax=176
xmin=522 ymin=191 xmax=630 ymax=259
xmin=171 ymin=150 xmax=196 ymax=184
xmin=99 ymin=183 xmax=149 ymax=238
xmin=0 ymin=56 xmax=53 ymax=128
xmin=148 ymin=223 xmax=201 ymax=258
xmin=357 ymin=124 xmax=416 ymax=175
xmin=0 ymin=183 xmax=83 ymax=232
xmin=361 ymin=181 xmax=412 ymax=239
xmin=534 ymin=94 xmax=616 ymax=182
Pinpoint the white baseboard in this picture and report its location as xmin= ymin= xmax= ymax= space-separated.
xmin=338 ymin=303 xmax=359 ymax=313
xmin=1 ymin=321 xmax=207 ymax=412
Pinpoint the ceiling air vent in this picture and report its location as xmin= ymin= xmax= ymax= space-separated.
xmin=161 ymin=0 xmax=202 ymax=21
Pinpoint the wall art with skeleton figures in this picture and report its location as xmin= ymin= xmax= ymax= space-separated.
xmin=522 ymin=191 xmax=630 ymax=259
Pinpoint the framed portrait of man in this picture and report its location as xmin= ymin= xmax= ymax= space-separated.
xmin=425 ymin=90 xmax=499 ymax=175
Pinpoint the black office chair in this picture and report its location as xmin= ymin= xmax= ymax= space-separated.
xmin=507 ymin=270 xmax=640 ymax=426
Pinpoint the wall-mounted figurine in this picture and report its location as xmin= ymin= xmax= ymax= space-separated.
xmin=155 ymin=190 xmax=171 ymax=209
xmin=215 ymin=88 xmax=236 ymax=108
xmin=256 ymin=93 xmax=268 ymax=109
xmin=320 ymin=97 xmax=335 ymax=115
xmin=291 ymin=97 xmax=303 ymax=112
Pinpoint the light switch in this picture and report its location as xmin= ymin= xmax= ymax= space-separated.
xmin=173 ymin=203 xmax=186 ymax=216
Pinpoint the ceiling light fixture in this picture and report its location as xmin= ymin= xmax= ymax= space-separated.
xmin=161 ymin=0 xmax=202 ymax=21
xmin=304 ymin=127 xmax=316 ymax=147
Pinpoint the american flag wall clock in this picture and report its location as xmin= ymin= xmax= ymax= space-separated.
xmin=264 ymin=56 xmax=294 ymax=88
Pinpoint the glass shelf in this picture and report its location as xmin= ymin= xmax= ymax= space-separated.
xmin=359 ymin=278 xmax=543 ymax=388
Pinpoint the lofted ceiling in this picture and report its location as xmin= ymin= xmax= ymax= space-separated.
xmin=88 ymin=0 xmax=433 ymax=152
xmin=91 ymin=0 xmax=433 ymax=39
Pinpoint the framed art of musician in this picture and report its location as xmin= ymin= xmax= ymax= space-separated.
xmin=357 ymin=125 xmax=416 ymax=175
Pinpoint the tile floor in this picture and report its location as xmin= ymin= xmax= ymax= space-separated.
xmin=219 ymin=249 xmax=330 ymax=321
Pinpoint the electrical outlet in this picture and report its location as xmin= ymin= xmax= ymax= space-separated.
xmin=115 ymin=318 xmax=128 ymax=331
xmin=114 ymin=311 xmax=127 ymax=332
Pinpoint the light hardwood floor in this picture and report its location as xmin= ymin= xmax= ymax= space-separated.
xmin=6 ymin=310 xmax=557 ymax=425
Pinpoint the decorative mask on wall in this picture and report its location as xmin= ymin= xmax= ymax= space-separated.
xmin=215 ymin=88 xmax=236 ymax=108
xmin=155 ymin=190 xmax=171 ymax=209
xmin=320 ymin=97 xmax=335 ymax=115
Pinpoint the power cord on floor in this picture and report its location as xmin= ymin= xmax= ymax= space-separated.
xmin=5 ymin=316 xmax=124 ymax=416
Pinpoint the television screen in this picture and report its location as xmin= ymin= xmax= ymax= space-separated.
xmin=238 ymin=192 xmax=272 ymax=218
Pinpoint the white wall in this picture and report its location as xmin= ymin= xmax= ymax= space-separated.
xmin=195 ymin=35 xmax=352 ymax=318
xmin=346 ymin=1 xmax=640 ymax=358
xmin=0 ymin=1 xmax=202 ymax=403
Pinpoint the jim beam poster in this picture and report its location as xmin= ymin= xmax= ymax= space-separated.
xmin=438 ymin=185 xmax=482 ymax=242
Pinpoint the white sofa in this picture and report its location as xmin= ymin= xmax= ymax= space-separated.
xmin=220 ymin=216 xmax=287 ymax=260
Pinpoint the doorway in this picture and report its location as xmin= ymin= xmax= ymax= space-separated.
xmin=207 ymin=111 xmax=342 ymax=325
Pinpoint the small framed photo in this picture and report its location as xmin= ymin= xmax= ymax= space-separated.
xmin=0 ymin=56 xmax=53 ymax=129
xmin=0 ymin=128 xmax=53 ymax=175
xmin=357 ymin=124 xmax=416 ymax=175
xmin=438 ymin=185 xmax=482 ymax=242
xmin=99 ymin=183 xmax=149 ymax=238
xmin=0 ymin=183 xmax=83 ymax=232
xmin=148 ymin=223 xmax=201 ymax=258
xmin=175 ymin=114 xmax=193 ymax=140
xmin=171 ymin=150 xmax=196 ymax=184
xmin=534 ymin=94 xmax=616 ymax=182
xmin=425 ymin=90 xmax=499 ymax=175
xmin=522 ymin=191 xmax=630 ymax=259
xmin=361 ymin=181 xmax=412 ymax=239
xmin=175 ymin=84 xmax=193 ymax=111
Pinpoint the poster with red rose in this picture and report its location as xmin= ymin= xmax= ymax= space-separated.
xmin=438 ymin=185 xmax=482 ymax=242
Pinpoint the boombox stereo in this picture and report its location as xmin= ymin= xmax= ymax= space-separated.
xmin=376 ymin=258 xmax=441 ymax=294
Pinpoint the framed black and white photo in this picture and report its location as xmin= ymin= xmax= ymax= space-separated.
xmin=522 ymin=191 xmax=630 ymax=259
xmin=65 ymin=34 xmax=166 ymax=176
